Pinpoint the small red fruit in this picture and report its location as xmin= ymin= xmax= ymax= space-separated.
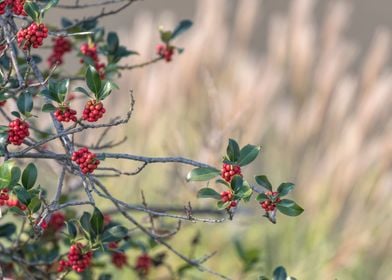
xmin=7 ymin=118 xmax=29 ymax=146
xmin=82 ymin=100 xmax=106 ymax=122
xmin=72 ymin=147 xmax=100 ymax=174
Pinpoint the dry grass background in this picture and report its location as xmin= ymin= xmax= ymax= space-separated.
xmin=54 ymin=0 xmax=392 ymax=279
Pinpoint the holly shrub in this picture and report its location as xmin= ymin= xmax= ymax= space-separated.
xmin=0 ymin=1 xmax=303 ymax=279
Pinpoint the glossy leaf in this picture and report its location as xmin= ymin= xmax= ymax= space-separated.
xmin=255 ymin=175 xmax=272 ymax=191
xmin=24 ymin=2 xmax=40 ymax=22
xmin=277 ymin=182 xmax=295 ymax=197
xmin=0 ymin=223 xmax=16 ymax=238
xmin=186 ymin=167 xmax=220 ymax=181
xmin=276 ymin=199 xmax=304 ymax=216
xmin=17 ymin=91 xmax=33 ymax=115
xmin=255 ymin=193 xmax=268 ymax=202
xmin=42 ymin=103 xmax=57 ymax=112
xmin=101 ymin=225 xmax=128 ymax=243
xmin=217 ymin=200 xmax=230 ymax=210
xmin=86 ymin=65 xmax=101 ymax=95
xmin=197 ymin=188 xmax=221 ymax=200
xmin=171 ymin=20 xmax=193 ymax=39
xmin=237 ymin=144 xmax=260 ymax=166
xmin=9 ymin=166 xmax=21 ymax=187
xmin=66 ymin=221 xmax=77 ymax=239
xmin=107 ymin=32 xmax=119 ymax=53
xmin=0 ymin=161 xmax=15 ymax=189
xmin=91 ymin=207 xmax=104 ymax=235
xmin=28 ymin=197 xmax=41 ymax=213
xmin=13 ymin=185 xmax=31 ymax=205
xmin=74 ymin=86 xmax=92 ymax=98
xmin=22 ymin=163 xmax=38 ymax=190
xmin=230 ymin=175 xmax=243 ymax=192
xmin=226 ymin=138 xmax=240 ymax=162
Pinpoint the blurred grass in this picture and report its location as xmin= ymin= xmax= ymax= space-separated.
xmin=59 ymin=0 xmax=392 ymax=279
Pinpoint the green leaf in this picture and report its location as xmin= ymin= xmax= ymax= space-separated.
xmin=17 ymin=91 xmax=33 ymax=115
xmin=42 ymin=103 xmax=57 ymax=113
xmin=107 ymin=32 xmax=119 ymax=53
xmin=86 ymin=65 xmax=101 ymax=95
xmin=80 ymin=212 xmax=93 ymax=239
xmin=217 ymin=200 xmax=230 ymax=210
xmin=277 ymin=199 xmax=304 ymax=216
xmin=237 ymin=144 xmax=260 ymax=166
xmin=277 ymin=182 xmax=295 ymax=197
xmin=9 ymin=166 xmax=21 ymax=187
xmin=57 ymin=79 xmax=70 ymax=96
xmin=11 ymin=111 xmax=21 ymax=119
xmin=215 ymin=178 xmax=230 ymax=187
xmin=0 ymin=161 xmax=15 ymax=189
xmin=41 ymin=0 xmax=59 ymax=18
xmin=230 ymin=175 xmax=243 ymax=192
xmin=0 ymin=223 xmax=16 ymax=238
xmin=273 ymin=266 xmax=287 ymax=280
xmin=197 ymin=188 xmax=221 ymax=200
xmin=13 ymin=185 xmax=31 ymax=205
xmin=101 ymin=225 xmax=128 ymax=243
xmin=22 ymin=163 xmax=37 ymax=190
xmin=24 ymin=2 xmax=40 ymax=22
xmin=90 ymin=207 xmax=104 ymax=235
xmin=186 ymin=167 xmax=220 ymax=181
xmin=255 ymin=193 xmax=268 ymax=202
xmin=160 ymin=30 xmax=172 ymax=43
xmin=28 ymin=197 xmax=41 ymax=213
xmin=171 ymin=20 xmax=193 ymax=39
xmin=66 ymin=221 xmax=77 ymax=239
xmin=255 ymin=175 xmax=272 ymax=191
xmin=226 ymin=138 xmax=240 ymax=162
xmin=97 ymin=81 xmax=112 ymax=100
xmin=236 ymin=180 xmax=253 ymax=200
xmin=74 ymin=86 xmax=92 ymax=98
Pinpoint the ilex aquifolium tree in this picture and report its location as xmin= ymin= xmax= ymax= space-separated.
xmin=0 ymin=1 xmax=302 ymax=279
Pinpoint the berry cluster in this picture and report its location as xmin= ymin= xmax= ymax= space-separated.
xmin=0 ymin=100 xmax=6 ymax=106
xmin=260 ymin=191 xmax=281 ymax=212
xmin=220 ymin=190 xmax=237 ymax=209
xmin=156 ymin=44 xmax=174 ymax=62
xmin=17 ymin=23 xmax=48 ymax=50
xmin=54 ymin=106 xmax=77 ymax=123
xmin=82 ymin=100 xmax=106 ymax=122
xmin=0 ymin=188 xmax=9 ymax=205
xmin=49 ymin=212 xmax=66 ymax=231
xmin=7 ymin=118 xmax=29 ymax=146
xmin=221 ymin=163 xmax=242 ymax=182
xmin=72 ymin=148 xmax=100 ymax=174
xmin=58 ymin=243 xmax=93 ymax=273
xmin=48 ymin=37 xmax=72 ymax=67
xmin=112 ymin=252 xmax=128 ymax=269
xmin=80 ymin=43 xmax=105 ymax=78
xmin=0 ymin=194 xmax=27 ymax=210
xmin=135 ymin=253 xmax=152 ymax=275
xmin=0 ymin=0 xmax=26 ymax=16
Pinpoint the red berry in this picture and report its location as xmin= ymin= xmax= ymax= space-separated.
xmin=82 ymin=100 xmax=105 ymax=122
xmin=111 ymin=251 xmax=128 ymax=269
xmin=7 ymin=119 xmax=29 ymax=146
xmin=72 ymin=148 xmax=99 ymax=174
xmin=221 ymin=163 xmax=242 ymax=182
xmin=135 ymin=253 xmax=152 ymax=275
xmin=17 ymin=22 xmax=48 ymax=50
xmin=54 ymin=106 xmax=77 ymax=123
xmin=156 ymin=44 xmax=175 ymax=62
xmin=79 ymin=43 xmax=105 ymax=78
xmin=47 ymin=37 xmax=72 ymax=67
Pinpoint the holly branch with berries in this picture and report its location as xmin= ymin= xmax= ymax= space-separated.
xmin=0 ymin=1 xmax=302 ymax=279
